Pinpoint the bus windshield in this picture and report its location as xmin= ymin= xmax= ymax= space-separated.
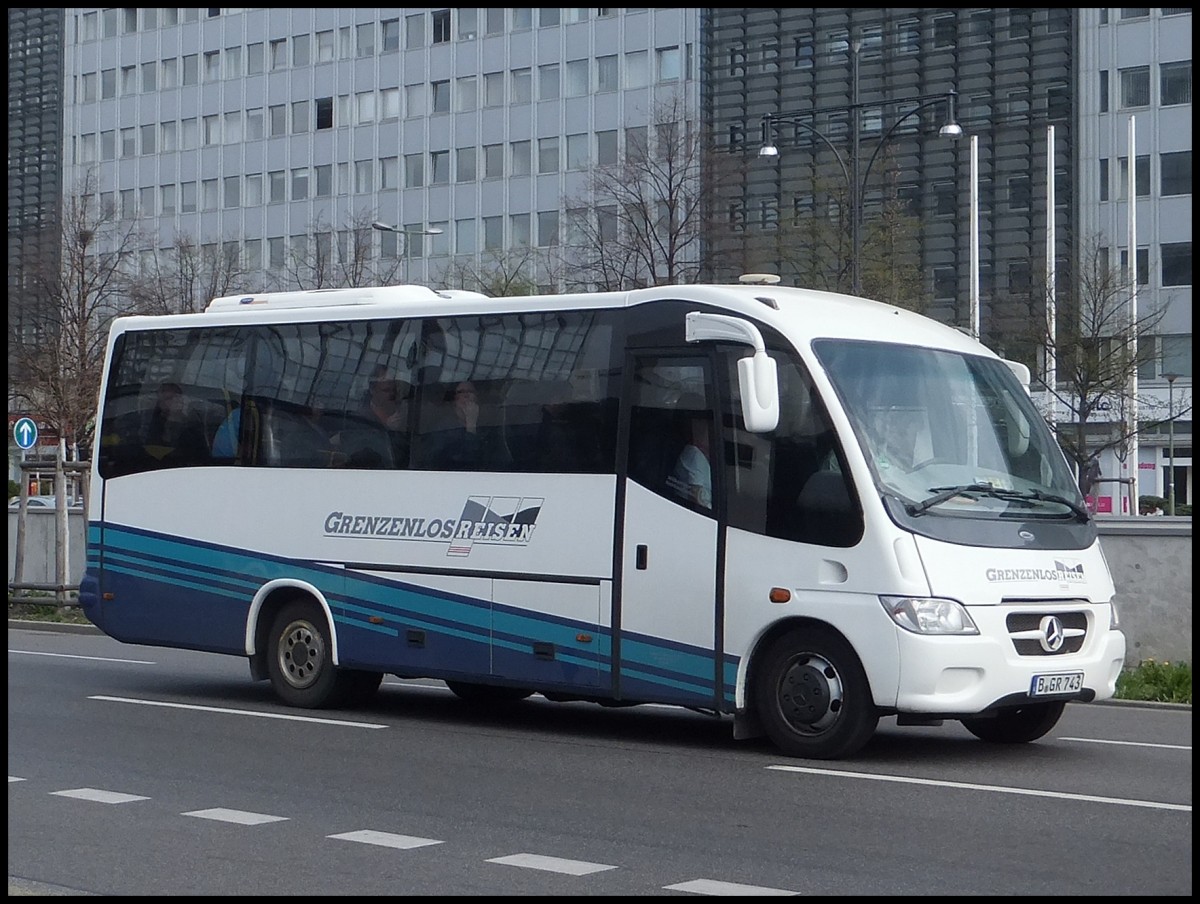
xmin=813 ymin=339 xmax=1085 ymax=521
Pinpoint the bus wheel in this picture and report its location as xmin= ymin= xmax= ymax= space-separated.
xmin=445 ymin=681 xmax=534 ymax=704
xmin=755 ymin=627 xmax=878 ymax=760
xmin=267 ymin=600 xmax=347 ymax=708
xmin=961 ymin=702 xmax=1065 ymax=744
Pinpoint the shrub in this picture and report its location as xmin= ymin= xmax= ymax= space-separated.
xmin=1116 ymin=659 xmax=1192 ymax=704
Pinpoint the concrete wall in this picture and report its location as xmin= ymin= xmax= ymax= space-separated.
xmin=8 ymin=510 xmax=1192 ymax=666
xmin=1095 ymin=517 xmax=1193 ymax=667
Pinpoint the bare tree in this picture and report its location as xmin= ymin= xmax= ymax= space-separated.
xmin=562 ymin=95 xmax=744 ymax=290
xmin=772 ymin=152 xmax=926 ymax=308
xmin=436 ymin=246 xmax=545 ymax=297
xmin=130 ymin=234 xmax=248 ymax=315
xmin=274 ymin=208 xmax=404 ymax=291
xmin=8 ymin=173 xmax=141 ymax=455
xmin=1040 ymin=235 xmax=1170 ymax=484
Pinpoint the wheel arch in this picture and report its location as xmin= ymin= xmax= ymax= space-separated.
xmin=246 ymin=579 xmax=339 ymax=680
xmin=741 ymin=616 xmax=872 ymax=711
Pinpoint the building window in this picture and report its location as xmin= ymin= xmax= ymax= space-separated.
xmin=486 ymin=8 xmax=506 ymax=34
xmin=101 ymin=68 xmax=116 ymax=99
xmin=596 ymin=55 xmax=618 ymax=92
xmin=355 ymin=91 xmax=375 ymax=124
xmin=1117 ymin=155 xmax=1151 ymax=198
xmin=538 ymin=137 xmax=559 ymax=173
xmin=484 ymin=216 xmax=503 ymax=250
xmin=456 ymin=147 xmax=477 ymax=182
xmin=456 ymin=76 xmax=478 ymax=112
xmin=1099 ymin=158 xmax=1110 ymax=202
xmin=432 ymin=9 xmax=451 ymax=43
xmin=458 ymin=7 xmax=477 ymax=39
xmin=1119 ymin=66 xmax=1151 ymax=107
xmin=431 ymin=80 xmax=451 ymax=113
xmin=204 ymin=50 xmax=220 ymax=81
xmin=484 ymin=72 xmax=505 ymax=107
xmin=1162 ymin=243 xmax=1192 ymax=287
xmin=511 ymin=140 xmax=532 ymax=176
xmin=316 ymin=29 xmax=335 ymax=62
xmin=932 ymin=15 xmax=956 ymax=49
xmin=933 ymin=267 xmax=956 ymax=300
xmin=292 ymin=100 xmax=309 ymax=133
xmin=245 ymin=174 xmax=263 ymax=206
xmin=656 ymin=46 xmax=680 ymax=82
xmin=1100 ymin=70 xmax=1109 ymax=113
xmin=356 ymin=23 xmax=375 ymax=57
xmin=405 ymin=153 xmax=425 ymax=188
xmin=539 ymin=64 xmax=560 ymax=101
xmin=292 ymin=34 xmax=310 ymax=67
xmin=268 ymin=171 xmax=285 ymax=203
xmin=315 ymin=164 xmax=333 ymax=197
xmin=512 ymin=68 xmax=532 ymax=103
xmin=455 ymin=219 xmax=477 ymax=255
xmin=405 ymin=13 xmax=425 ymax=49
xmin=483 ymin=144 xmax=504 ymax=178
xmin=934 ymin=181 xmax=956 ymax=216
xmin=431 ymin=150 xmax=450 ymax=184
xmin=269 ymin=39 xmax=287 ymax=71
xmin=247 ymin=43 xmax=264 ymax=75
xmin=565 ymin=59 xmax=589 ymax=97
xmin=1161 ymin=151 xmax=1192 ymax=196
xmin=224 ymin=176 xmax=241 ymax=208
xmin=353 ymin=160 xmax=372 ymax=194
xmin=1160 ymin=61 xmax=1192 ymax=106
xmin=626 ymin=50 xmax=648 ymax=87
xmin=315 ymin=97 xmax=333 ymax=130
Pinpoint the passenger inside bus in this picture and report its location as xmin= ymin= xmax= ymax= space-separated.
xmin=142 ymin=381 xmax=209 ymax=467
xmin=666 ymin=394 xmax=713 ymax=510
xmin=420 ymin=380 xmax=512 ymax=470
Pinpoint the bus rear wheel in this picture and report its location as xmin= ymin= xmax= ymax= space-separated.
xmin=267 ymin=599 xmax=351 ymax=708
xmin=755 ymin=627 xmax=878 ymax=760
xmin=961 ymin=702 xmax=1065 ymax=743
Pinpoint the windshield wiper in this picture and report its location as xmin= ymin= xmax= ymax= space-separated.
xmin=908 ymin=484 xmax=1090 ymax=521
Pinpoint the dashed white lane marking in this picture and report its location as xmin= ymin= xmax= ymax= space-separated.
xmin=90 ymin=695 xmax=387 ymax=728
xmin=664 ymin=879 xmax=800 ymax=896
xmin=328 ymin=830 xmax=443 ymax=850
xmin=9 ymin=776 xmax=27 ymax=782
xmin=767 ymin=765 xmax=1192 ymax=812
xmin=51 ymin=788 xmax=149 ymax=804
xmin=486 ymin=853 xmax=618 ymax=875
xmin=182 ymin=808 xmax=288 ymax=825
xmin=1060 ymin=736 xmax=1191 ymax=750
xmin=10 ymin=650 xmax=156 ymax=664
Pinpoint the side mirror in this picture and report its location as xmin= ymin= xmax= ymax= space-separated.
xmin=685 ymin=312 xmax=780 ymax=433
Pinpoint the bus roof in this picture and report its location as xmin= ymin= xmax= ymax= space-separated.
xmin=120 ymin=283 xmax=987 ymax=359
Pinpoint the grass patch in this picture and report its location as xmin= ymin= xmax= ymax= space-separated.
xmin=1116 ymin=659 xmax=1193 ymax=705
xmin=8 ymin=600 xmax=91 ymax=625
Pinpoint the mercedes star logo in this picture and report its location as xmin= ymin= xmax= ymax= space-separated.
xmin=1038 ymin=615 xmax=1066 ymax=652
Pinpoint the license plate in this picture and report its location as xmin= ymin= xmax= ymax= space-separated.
xmin=1031 ymin=672 xmax=1084 ymax=696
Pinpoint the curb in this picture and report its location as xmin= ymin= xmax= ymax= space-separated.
xmin=8 ymin=619 xmax=101 ymax=635
xmin=8 ymin=618 xmax=1190 ymax=710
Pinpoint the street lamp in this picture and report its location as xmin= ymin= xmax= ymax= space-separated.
xmin=758 ymin=38 xmax=962 ymax=296
xmin=1164 ymin=372 xmax=1181 ymax=515
xmin=371 ymin=221 xmax=443 ymax=283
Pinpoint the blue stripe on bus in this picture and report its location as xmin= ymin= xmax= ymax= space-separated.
xmin=86 ymin=522 xmax=740 ymax=707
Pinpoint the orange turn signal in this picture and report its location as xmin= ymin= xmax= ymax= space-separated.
xmin=769 ymin=587 xmax=791 ymax=603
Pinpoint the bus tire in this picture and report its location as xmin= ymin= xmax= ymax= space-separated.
xmin=961 ymin=701 xmax=1065 ymax=744
xmin=267 ymin=599 xmax=349 ymax=708
xmin=755 ymin=627 xmax=878 ymax=760
xmin=445 ymin=681 xmax=534 ymax=704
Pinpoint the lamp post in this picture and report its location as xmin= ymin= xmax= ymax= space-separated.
xmin=1164 ymin=372 xmax=1180 ymax=515
xmin=758 ymin=38 xmax=961 ymax=296
xmin=371 ymin=221 xmax=443 ymax=283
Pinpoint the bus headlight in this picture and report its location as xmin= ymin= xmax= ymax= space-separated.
xmin=880 ymin=595 xmax=980 ymax=635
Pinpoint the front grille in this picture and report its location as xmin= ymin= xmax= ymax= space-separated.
xmin=1006 ymin=610 xmax=1088 ymax=655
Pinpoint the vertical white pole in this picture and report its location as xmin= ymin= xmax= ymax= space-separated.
xmin=970 ymin=135 xmax=980 ymax=340
xmin=1045 ymin=126 xmax=1056 ymax=435
xmin=1126 ymin=115 xmax=1139 ymax=516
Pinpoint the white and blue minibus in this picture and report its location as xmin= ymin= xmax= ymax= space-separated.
xmin=82 ymin=283 xmax=1126 ymax=759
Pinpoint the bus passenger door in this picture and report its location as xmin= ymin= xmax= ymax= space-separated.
xmin=617 ymin=355 xmax=722 ymax=709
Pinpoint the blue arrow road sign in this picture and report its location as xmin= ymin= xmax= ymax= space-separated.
xmin=14 ymin=417 xmax=39 ymax=450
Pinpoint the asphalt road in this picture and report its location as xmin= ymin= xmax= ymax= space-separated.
xmin=8 ymin=622 xmax=1192 ymax=896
